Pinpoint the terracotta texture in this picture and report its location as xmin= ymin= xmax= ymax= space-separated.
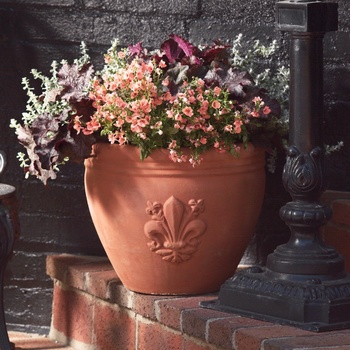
xmin=84 ymin=144 xmax=266 ymax=294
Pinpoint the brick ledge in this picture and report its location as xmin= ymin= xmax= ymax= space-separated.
xmin=46 ymin=254 xmax=350 ymax=350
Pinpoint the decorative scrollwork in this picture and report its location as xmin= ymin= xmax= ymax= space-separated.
xmin=280 ymin=201 xmax=332 ymax=227
xmin=144 ymin=196 xmax=206 ymax=263
xmin=230 ymin=270 xmax=350 ymax=301
xmin=282 ymin=145 xmax=324 ymax=200
xmin=0 ymin=205 xmax=14 ymax=258
xmin=0 ymin=151 xmax=5 ymax=175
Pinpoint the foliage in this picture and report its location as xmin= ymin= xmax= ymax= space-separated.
xmin=11 ymin=35 xmax=287 ymax=184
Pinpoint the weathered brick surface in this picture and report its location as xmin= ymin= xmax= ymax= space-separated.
xmin=107 ymin=280 xmax=174 ymax=318
xmin=93 ymin=301 xmax=136 ymax=350
xmin=9 ymin=331 xmax=74 ymax=349
xmin=207 ymin=316 xmax=270 ymax=349
xmin=181 ymin=308 xmax=233 ymax=341
xmin=46 ymin=254 xmax=111 ymax=289
xmin=321 ymin=192 xmax=350 ymax=272
xmin=1 ymin=0 xmax=74 ymax=5
xmin=234 ymin=325 xmax=312 ymax=350
xmin=332 ymin=200 xmax=350 ymax=227
xmin=137 ymin=319 xmax=184 ymax=350
xmin=304 ymin=347 xmax=350 ymax=350
xmin=51 ymin=282 xmax=94 ymax=346
xmin=84 ymin=268 xmax=119 ymax=299
xmin=155 ymin=296 xmax=216 ymax=330
xmin=46 ymin=255 xmax=350 ymax=350
xmin=84 ymin=0 xmax=199 ymax=16
xmin=263 ymin=329 xmax=350 ymax=350
xmin=106 ymin=279 xmax=135 ymax=308
xmin=323 ymin=224 xmax=350 ymax=271
xmin=182 ymin=338 xmax=216 ymax=350
xmin=131 ymin=293 xmax=170 ymax=321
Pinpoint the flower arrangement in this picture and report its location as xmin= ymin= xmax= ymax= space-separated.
xmin=11 ymin=34 xmax=287 ymax=184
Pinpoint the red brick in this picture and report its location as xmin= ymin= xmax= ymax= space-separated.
xmin=132 ymin=293 xmax=172 ymax=321
xmin=93 ymin=300 xmax=136 ymax=350
xmin=9 ymin=331 xmax=73 ymax=349
xmin=234 ymin=325 xmax=313 ymax=350
xmin=263 ymin=329 xmax=350 ymax=349
xmin=302 ymin=347 xmax=350 ymax=350
xmin=64 ymin=265 xmax=90 ymax=291
xmin=51 ymin=283 xmax=94 ymax=345
xmin=85 ymin=269 xmax=119 ymax=300
xmin=181 ymin=308 xmax=233 ymax=341
xmin=207 ymin=316 xmax=270 ymax=349
xmin=332 ymin=200 xmax=350 ymax=226
xmin=67 ymin=260 xmax=113 ymax=291
xmin=47 ymin=254 xmax=109 ymax=276
xmin=321 ymin=191 xmax=350 ymax=205
xmin=46 ymin=254 xmax=111 ymax=290
xmin=183 ymin=337 xmax=217 ymax=350
xmin=156 ymin=296 xmax=216 ymax=330
xmin=323 ymin=224 xmax=350 ymax=272
xmin=106 ymin=284 xmax=175 ymax=320
xmin=46 ymin=254 xmax=84 ymax=282
xmin=47 ymin=254 xmax=350 ymax=350
xmin=107 ymin=279 xmax=134 ymax=307
xmin=137 ymin=319 xmax=183 ymax=350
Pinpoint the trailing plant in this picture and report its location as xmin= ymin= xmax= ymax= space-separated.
xmin=11 ymin=35 xmax=287 ymax=184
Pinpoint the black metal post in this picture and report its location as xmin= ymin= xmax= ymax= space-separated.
xmin=0 ymin=152 xmax=18 ymax=350
xmin=201 ymin=0 xmax=350 ymax=332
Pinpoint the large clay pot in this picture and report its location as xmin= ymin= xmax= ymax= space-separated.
xmin=84 ymin=143 xmax=266 ymax=295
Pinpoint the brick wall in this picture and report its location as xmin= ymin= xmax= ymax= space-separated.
xmin=46 ymin=255 xmax=350 ymax=350
xmin=0 ymin=0 xmax=349 ymax=333
xmin=322 ymin=191 xmax=350 ymax=272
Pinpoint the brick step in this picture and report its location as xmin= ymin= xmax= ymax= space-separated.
xmin=46 ymin=254 xmax=350 ymax=350
xmin=322 ymin=191 xmax=350 ymax=271
xmin=9 ymin=331 xmax=74 ymax=349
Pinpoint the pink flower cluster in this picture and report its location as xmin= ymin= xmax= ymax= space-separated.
xmin=73 ymin=45 xmax=275 ymax=165
xmin=14 ymin=35 xmax=283 ymax=184
xmin=165 ymin=80 xmax=247 ymax=164
xmin=75 ymin=57 xmax=165 ymax=146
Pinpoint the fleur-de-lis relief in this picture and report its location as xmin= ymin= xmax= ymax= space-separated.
xmin=144 ymin=196 xmax=206 ymax=263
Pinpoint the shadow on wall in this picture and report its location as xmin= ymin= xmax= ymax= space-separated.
xmin=324 ymin=64 xmax=350 ymax=192
xmin=0 ymin=3 xmax=104 ymax=253
xmin=0 ymin=3 xmax=105 ymax=334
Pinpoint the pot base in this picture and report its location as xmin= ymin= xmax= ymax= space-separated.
xmin=85 ymin=144 xmax=266 ymax=295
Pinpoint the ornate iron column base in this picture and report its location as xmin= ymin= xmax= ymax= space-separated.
xmin=0 ymin=150 xmax=19 ymax=350
xmin=0 ymin=183 xmax=19 ymax=350
xmin=201 ymin=266 xmax=350 ymax=332
xmin=201 ymin=0 xmax=349 ymax=332
xmin=0 ymin=183 xmax=19 ymax=349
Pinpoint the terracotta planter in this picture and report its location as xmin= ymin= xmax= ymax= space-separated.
xmin=84 ymin=143 xmax=266 ymax=295
xmin=321 ymin=191 xmax=350 ymax=272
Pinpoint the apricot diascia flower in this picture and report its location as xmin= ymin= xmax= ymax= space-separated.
xmin=73 ymin=35 xmax=281 ymax=166
xmin=211 ymin=100 xmax=221 ymax=109
xmin=12 ymin=35 xmax=288 ymax=184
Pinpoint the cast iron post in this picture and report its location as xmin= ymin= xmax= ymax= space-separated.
xmin=201 ymin=0 xmax=350 ymax=331
xmin=0 ymin=151 xmax=18 ymax=350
